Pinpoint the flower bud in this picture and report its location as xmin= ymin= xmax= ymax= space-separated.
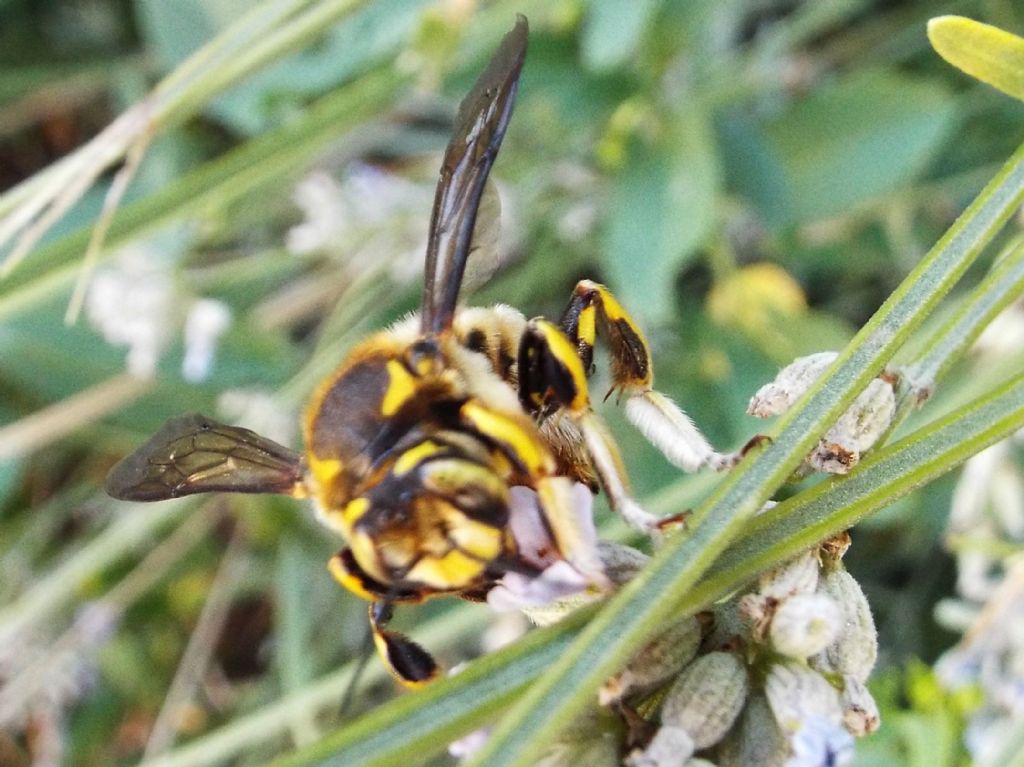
xmin=625 ymin=726 xmax=694 ymax=767
xmin=538 ymin=707 xmax=620 ymax=767
xmin=748 ymin=353 xmax=838 ymax=418
xmin=809 ymin=378 xmax=895 ymax=474
xmin=717 ymin=694 xmax=789 ymax=767
xmin=769 ymin=593 xmax=842 ymax=659
xmin=661 ymin=652 xmax=749 ymax=749
xmin=839 ymin=675 xmax=880 ymax=736
xmin=706 ymin=600 xmax=746 ymax=650
xmin=449 ymin=728 xmax=490 ymax=760
xmin=737 ymin=594 xmax=774 ymax=642
xmin=600 ymin=615 xmax=702 ymax=704
xmin=819 ymin=532 xmax=851 ymax=567
xmin=748 ymin=351 xmax=896 ymax=475
xmin=765 ymin=660 xmax=842 ymax=734
xmin=812 ymin=568 xmax=878 ymax=682
xmin=758 ymin=550 xmax=821 ymax=600
xmin=599 ymin=541 xmax=650 ymax=585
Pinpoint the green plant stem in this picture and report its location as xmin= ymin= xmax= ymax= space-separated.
xmin=891 ymin=234 xmax=1024 ymax=431
xmin=464 ymin=136 xmax=1024 ymax=767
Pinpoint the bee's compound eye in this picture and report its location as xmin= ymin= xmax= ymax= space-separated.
xmin=406 ymin=339 xmax=444 ymax=377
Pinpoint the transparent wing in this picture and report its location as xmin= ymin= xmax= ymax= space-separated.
xmin=106 ymin=413 xmax=306 ymax=501
xmin=420 ymin=15 xmax=527 ymax=334
xmin=460 ymin=177 xmax=502 ymax=293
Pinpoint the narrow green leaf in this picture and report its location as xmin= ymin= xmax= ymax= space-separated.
xmin=894 ymin=235 xmax=1024 ymax=428
xmin=136 ymin=0 xmax=231 ymax=70
xmin=928 ymin=15 xmax=1024 ymax=101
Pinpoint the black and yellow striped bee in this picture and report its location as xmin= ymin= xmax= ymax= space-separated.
xmin=106 ymin=16 xmax=756 ymax=686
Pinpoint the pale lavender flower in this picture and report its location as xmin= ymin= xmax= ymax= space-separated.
xmin=487 ymin=484 xmax=600 ymax=616
xmin=784 ymin=717 xmax=855 ymax=767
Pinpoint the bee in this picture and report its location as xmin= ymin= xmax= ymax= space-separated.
xmin=106 ymin=16 xmax=758 ymax=686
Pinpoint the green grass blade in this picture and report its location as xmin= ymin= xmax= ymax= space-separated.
xmin=893 ymin=235 xmax=1024 ymax=426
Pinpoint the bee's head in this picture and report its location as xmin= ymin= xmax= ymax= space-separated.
xmin=344 ymin=440 xmax=514 ymax=592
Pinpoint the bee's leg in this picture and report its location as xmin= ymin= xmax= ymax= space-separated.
xmin=560 ymin=279 xmax=758 ymax=472
xmin=458 ymin=401 xmax=607 ymax=583
xmin=368 ymin=602 xmax=440 ymax=687
xmin=517 ymin=318 xmax=662 ymax=534
xmin=327 ymin=549 xmax=439 ymax=687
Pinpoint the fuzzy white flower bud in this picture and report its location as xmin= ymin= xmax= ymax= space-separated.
xmin=625 ymin=726 xmax=694 ymax=767
xmin=812 ymin=568 xmax=878 ymax=682
xmin=809 ymin=377 xmax=895 ymax=474
xmin=839 ymin=675 xmax=880 ymax=736
xmin=765 ymin=661 xmax=842 ymax=734
xmin=660 ymin=652 xmax=749 ymax=749
xmin=748 ymin=352 xmax=896 ymax=474
xmin=759 ymin=550 xmax=821 ymax=600
xmin=770 ymin=593 xmax=843 ymax=659
xmin=600 ymin=615 xmax=702 ymax=705
xmin=748 ymin=353 xmax=839 ymax=418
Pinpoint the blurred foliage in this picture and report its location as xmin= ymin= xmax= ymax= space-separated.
xmin=1 ymin=0 xmax=1024 ymax=765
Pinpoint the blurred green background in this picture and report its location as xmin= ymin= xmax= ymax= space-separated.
xmin=2 ymin=0 xmax=1023 ymax=764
